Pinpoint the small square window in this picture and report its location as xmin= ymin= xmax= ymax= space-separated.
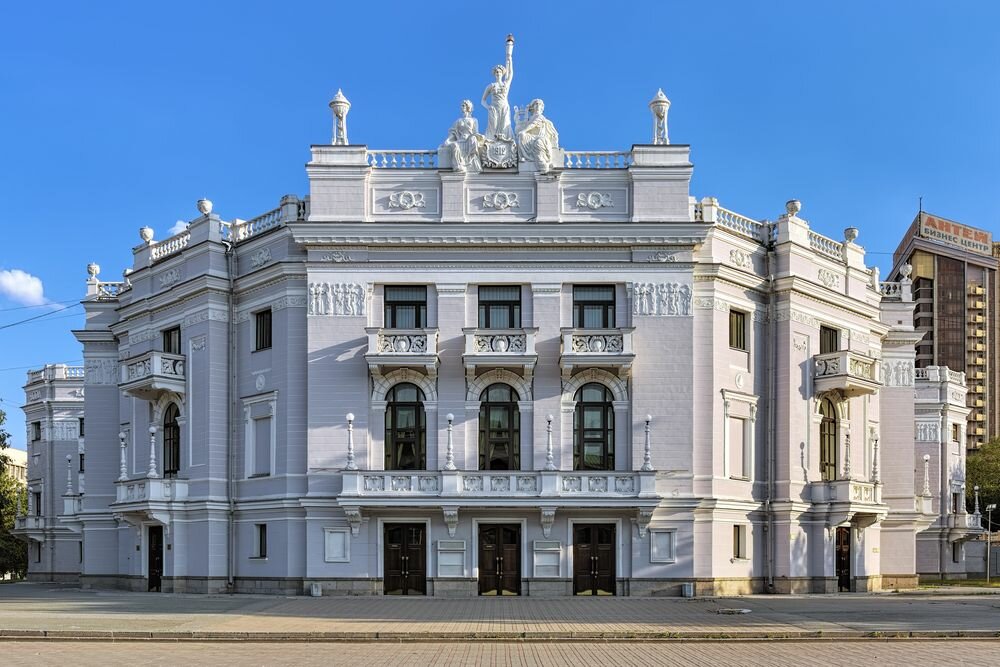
xmin=650 ymin=530 xmax=676 ymax=563
xmin=162 ymin=327 xmax=181 ymax=355
xmin=31 ymin=422 xmax=41 ymax=442
xmin=255 ymin=310 xmax=272 ymax=351
xmin=729 ymin=311 xmax=747 ymax=351
xmin=253 ymin=523 xmax=268 ymax=559
xmin=733 ymin=525 xmax=748 ymax=560
xmin=820 ymin=326 xmax=840 ymax=354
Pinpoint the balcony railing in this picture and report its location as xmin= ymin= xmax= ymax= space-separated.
xmin=559 ymin=328 xmax=635 ymax=379
xmin=341 ymin=469 xmax=656 ymax=505
xmin=810 ymin=479 xmax=885 ymax=507
xmin=13 ymin=515 xmax=45 ymax=532
xmin=114 ymin=477 xmax=189 ymax=505
xmin=948 ymin=513 xmax=983 ymax=530
xmin=462 ymin=328 xmax=538 ymax=378
xmin=808 ymin=230 xmax=844 ymax=261
xmin=150 ymin=230 xmax=191 ymax=262
xmin=563 ymin=151 xmax=632 ymax=169
xmin=365 ymin=328 xmax=440 ymax=376
xmin=813 ymin=350 xmax=880 ymax=397
xmin=119 ymin=350 xmax=186 ymax=401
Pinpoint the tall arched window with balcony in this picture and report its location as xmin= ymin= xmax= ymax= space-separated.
xmin=163 ymin=404 xmax=181 ymax=478
xmin=819 ymin=398 xmax=838 ymax=481
xmin=574 ymin=383 xmax=615 ymax=470
xmin=479 ymin=384 xmax=520 ymax=470
xmin=385 ymin=383 xmax=425 ymax=470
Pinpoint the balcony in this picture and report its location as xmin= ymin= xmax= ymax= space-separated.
xmin=813 ymin=350 xmax=880 ymax=398
xmin=119 ymin=350 xmax=186 ymax=401
xmin=110 ymin=477 xmax=189 ymax=524
xmin=365 ymin=328 xmax=439 ymax=379
xmin=13 ymin=515 xmax=45 ymax=533
xmin=462 ymin=328 xmax=538 ymax=382
xmin=559 ymin=328 xmax=635 ymax=380
xmin=810 ymin=479 xmax=888 ymax=527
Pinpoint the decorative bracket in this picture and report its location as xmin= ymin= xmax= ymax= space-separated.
xmin=635 ymin=508 xmax=654 ymax=538
xmin=442 ymin=506 xmax=459 ymax=538
xmin=343 ymin=506 xmax=362 ymax=536
xmin=540 ymin=507 xmax=556 ymax=538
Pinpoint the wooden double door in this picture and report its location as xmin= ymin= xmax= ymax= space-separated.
xmin=573 ymin=524 xmax=615 ymax=596
xmin=478 ymin=524 xmax=521 ymax=596
xmin=384 ymin=523 xmax=427 ymax=595
xmin=835 ymin=526 xmax=851 ymax=592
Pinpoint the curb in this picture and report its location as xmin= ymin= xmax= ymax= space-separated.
xmin=2 ymin=629 xmax=1000 ymax=643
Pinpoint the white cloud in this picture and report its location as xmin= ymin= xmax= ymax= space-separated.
xmin=168 ymin=220 xmax=188 ymax=235
xmin=0 ymin=269 xmax=47 ymax=306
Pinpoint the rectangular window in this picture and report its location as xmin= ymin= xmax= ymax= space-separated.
xmin=162 ymin=327 xmax=181 ymax=355
xmin=255 ymin=310 xmax=272 ymax=351
xmin=34 ymin=542 xmax=41 ymax=563
xmin=729 ymin=310 xmax=747 ymax=351
xmin=384 ymin=286 xmax=427 ymax=329
xmin=252 ymin=417 xmax=272 ymax=477
xmin=952 ymin=542 xmax=962 ymax=563
xmin=650 ymin=530 xmax=676 ymax=563
xmin=79 ymin=453 xmax=85 ymax=474
xmin=952 ymin=423 xmax=961 ymax=442
xmin=951 ymin=492 xmax=960 ymax=514
xmin=78 ymin=541 xmax=83 ymax=563
xmin=33 ymin=491 xmax=42 ymax=517
xmin=733 ymin=525 xmax=748 ymax=560
xmin=78 ymin=418 xmax=85 ymax=438
xmin=820 ymin=326 xmax=840 ymax=354
xmin=31 ymin=422 xmax=41 ymax=442
xmin=729 ymin=417 xmax=749 ymax=479
xmin=254 ymin=523 xmax=267 ymax=559
xmin=478 ymin=286 xmax=521 ymax=328
xmin=573 ymin=285 xmax=615 ymax=329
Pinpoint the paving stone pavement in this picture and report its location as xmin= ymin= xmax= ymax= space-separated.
xmin=1 ymin=583 xmax=999 ymax=640
xmin=2 ymin=640 xmax=999 ymax=666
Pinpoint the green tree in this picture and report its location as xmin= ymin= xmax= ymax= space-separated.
xmin=0 ymin=409 xmax=29 ymax=580
xmin=967 ymin=437 xmax=1000 ymax=525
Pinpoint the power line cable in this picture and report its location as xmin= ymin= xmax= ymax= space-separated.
xmin=0 ymin=299 xmax=78 ymax=313
xmin=0 ymin=303 xmax=81 ymax=331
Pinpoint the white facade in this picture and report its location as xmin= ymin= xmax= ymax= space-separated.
xmin=31 ymin=45 xmax=982 ymax=595
xmin=12 ymin=364 xmax=85 ymax=581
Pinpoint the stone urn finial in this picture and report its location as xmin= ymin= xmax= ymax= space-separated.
xmin=786 ymin=199 xmax=802 ymax=217
xmin=86 ymin=262 xmax=100 ymax=279
xmin=329 ymin=89 xmax=351 ymax=146
xmin=139 ymin=226 xmax=154 ymax=244
xmin=844 ymin=227 xmax=859 ymax=243
xmin=900 ymin=263 xmax=913 ymax=279
xmin=649 ymin=88 xmax=671 ymax=145
xmin=197 ymin=198 xmax=213 ymax=215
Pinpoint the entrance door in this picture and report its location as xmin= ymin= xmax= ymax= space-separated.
xmin=148 ymin=525 xmax=163 ymax=592
xmin=573 ymin=524 xmax=616 ymax=596
xmin=383 ymin=523 xmax=426 ymax=595
xmin=478 ymin=524 xmax=521 ymax=596
xmin=835 ymin=526 xmax=851 ymax=592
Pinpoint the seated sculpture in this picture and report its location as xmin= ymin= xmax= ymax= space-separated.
xmin=516 ymin=99 xmax=559 ymax=173
xmin=443 ymin=100 xmax=485 ymax=173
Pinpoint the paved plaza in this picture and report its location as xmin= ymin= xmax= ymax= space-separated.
xmin=3 ymin=640 xmax=1000 ymax=666
xmin=0 ymin=583 xmax=999 ymax=641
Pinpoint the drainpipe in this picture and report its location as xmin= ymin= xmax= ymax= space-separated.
xmin=764 ymin=241 xmax=777 ymax=592
xmin=224 ymin=229 xmax=238 ymax=592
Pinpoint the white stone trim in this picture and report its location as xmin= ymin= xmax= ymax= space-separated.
xmin=466 ymin=368 xmax=532 ymax=402
xmin=561 ymin=368 xmax=628 ymax=403
xmin=371 ymin=369 xmax=438 ymax=403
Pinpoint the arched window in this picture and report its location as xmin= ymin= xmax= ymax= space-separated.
xmin=163 ymin=404 xmax=181 ymax=478
xmin=819 ymin=398 xmax=837 ymax=481
xmin=385 ymin=383 xmax=425 ymax=470
xmin=479 ymin=384 xmax=520 ymax=471
xmin=574 ymin=383 xmax=615 ymax=471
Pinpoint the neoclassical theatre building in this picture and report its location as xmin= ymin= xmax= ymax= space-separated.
xmin=18 ymin=43 xmax=982 ymax=595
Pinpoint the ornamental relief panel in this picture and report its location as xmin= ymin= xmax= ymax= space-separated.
xmin=372 ymin=187 xmax=439 ymax=215
xmin=389 ymin=191 xmax=426 ymax=210
xmin=575 ymin=192 xmax=613 ymax=209
xmin=308 ymin=282 xmax=367 ymax=316
xmin=817 ymin=268 xmax=841 ymax=289
xmin=482 ymin=191 xmax=520 ymax=209
xmin=880 ymin=360 xmax=914 ymax=386
xmin=729 ymin=248 xmax=753 ymax=271
xmin=84 ymin=358 xmax=118 ymax=385
xmin=249 ymin=247 xmax=272 ymax=269
xmin=632 ymin=282 xmax=692 ymax=316
xmin=915 ymin=422 xmax=940 ymax=442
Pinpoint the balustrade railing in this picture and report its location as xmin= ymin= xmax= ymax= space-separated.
xmin=563 ymin=151 xmax=632 ymax=169
xmin=808 ymin=230 xmax=844 ymax=261
xmin=150 ymin=231 xmax=191 ymax=262
xmin=366 ymin=328 xmax=439 ymax=357
xmin=367 ymin=150 xmax=439 ymax=169
xmin=95 ymin=281 xmax=125 ymax=300
xmin=120 ymin=350 xmax=186 ymax=385
xmin=561 ymin=329 xmax=632 ymax=356
xmin=879 ymin=281 xmax=902 ymax=299
xmin=464 ymin=329 xmax=536 ymax=356
xmin=716 ymin=206 xmax=767 ymax=242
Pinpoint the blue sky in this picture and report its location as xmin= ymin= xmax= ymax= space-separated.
xmin=1 ymin=1 xmax=998 ymax=448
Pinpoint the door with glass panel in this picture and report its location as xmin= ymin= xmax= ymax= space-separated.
xmin=385 ymin=383 xmax=425 ymax=470
xmin=478 ymin=384 xmax=520 ymax=471
xmin=574 ymin=383 xmax=614 ymax=470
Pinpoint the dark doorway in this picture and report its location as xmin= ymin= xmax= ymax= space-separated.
xmin=835 ymin=526 xmax=851 ymax=592
xmin=148 ymin=525 xmax=163 ymax=592
xmin=478 ymin=524 xmax=521 ymax=596
xmin=383 ymin=523 xmax=426 ymax=595
xmin=573 ymin=524 xmax=616 ymax=595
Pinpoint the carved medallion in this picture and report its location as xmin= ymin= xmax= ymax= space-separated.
xmin=481 ymin=140 xmax=518 ymax=169
xmin=483 ymin=192 xmax=520 ymax=210
xmin=388 ymin=191 xmax=426 ymax=210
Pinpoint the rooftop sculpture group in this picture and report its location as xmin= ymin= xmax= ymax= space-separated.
xmin=333 ymin=35 xmax=671 ymax=173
